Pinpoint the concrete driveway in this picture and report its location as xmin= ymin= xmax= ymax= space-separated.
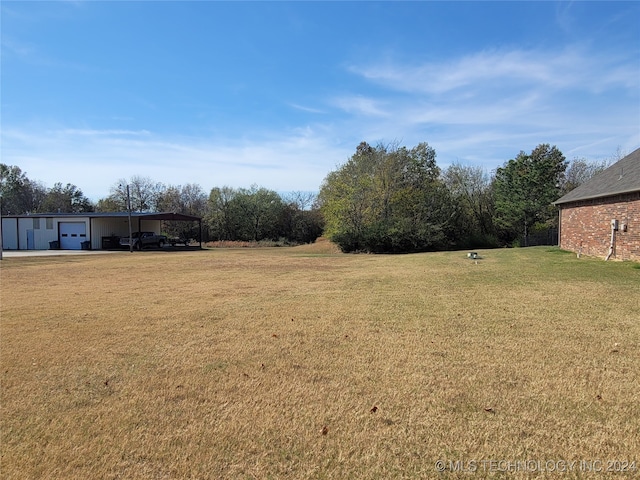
xmin=1 ymin=249 xmax=124 ymax=258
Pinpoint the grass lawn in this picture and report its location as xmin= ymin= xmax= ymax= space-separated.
xmin=1 ymin=242 xmax=639 ymax=479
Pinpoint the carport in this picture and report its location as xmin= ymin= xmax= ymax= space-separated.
xmin=93 ymin=212 xmax=203 ymax=250
xmin=132 ymin=212 xmax=203 ymax=249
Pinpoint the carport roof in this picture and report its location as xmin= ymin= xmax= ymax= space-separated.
xmin=2 ymin=212 xmax=201 ymax=221
xmin=113 ymin=212 xmax=201 ymax=222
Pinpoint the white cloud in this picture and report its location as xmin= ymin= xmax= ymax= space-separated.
xmin=3 ymin=42 xmax=637 ymax=202
xmin=333 ymin=43 xmax=639 ymax=167
xmin=288 ymin=103 xmax=326 ymax=114
xmin=348 ymin=46 xmax=639 ymax=95
xmin=330 ymin=95 xmax=389 ymax=117
xmin=1 ymin=126 xmax=352 ymax=201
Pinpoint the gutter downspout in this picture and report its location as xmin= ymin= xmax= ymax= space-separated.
xmin=557 ymin=207 xmax=561 ymax=247
xmin=605 ymin=223 xmax=615 ymax=261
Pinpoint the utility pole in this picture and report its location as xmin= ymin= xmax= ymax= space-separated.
xmin=120 ymin=183 xmax=133 ymax=253
xmin=127 ymin=184 xmax=133 ymax=253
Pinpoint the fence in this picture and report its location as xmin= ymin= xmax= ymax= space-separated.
xmin=521 ymin=228 xmax=558 ymax=247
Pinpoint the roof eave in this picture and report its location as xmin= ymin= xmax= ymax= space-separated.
xmin=554 ymin=187 xmax=640 ymax=206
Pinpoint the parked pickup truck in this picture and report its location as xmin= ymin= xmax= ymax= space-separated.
xmin=119 ymin=232 xmax=167 ymax=250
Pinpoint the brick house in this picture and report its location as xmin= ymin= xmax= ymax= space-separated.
xmin=553 ymin=148 xmax=640 ymax=261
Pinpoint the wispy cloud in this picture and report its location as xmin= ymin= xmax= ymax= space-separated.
xmin=348 ymin=46 xmax=639 ymax=95
xmin=330 ymin=95 xmax=389 ymax=117
xmin=3 ymin=19 xmax=637 ymax=202
xmin=332 ymin=43 xmax=639 ymax=166
xmin=1 ymin=38 xmax=36 ymax=57
xmin=59 ymin=129 xmax=152 ymax=136
xmin=288 ymin=103 xmax=326 ymax=114
xmin=1 ymin=35 xmax=101 ymax=72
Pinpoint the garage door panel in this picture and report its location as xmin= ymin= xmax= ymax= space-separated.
xmin=60 ymin=222 xmax=86 ymax=250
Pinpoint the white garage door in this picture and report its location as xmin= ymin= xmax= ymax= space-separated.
xmin=60 ymin=222 xmax=87 ymax=250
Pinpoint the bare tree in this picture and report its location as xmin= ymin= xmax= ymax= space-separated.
xmin=561 ymin=157 xmax=613 ymax=195
xmin=442 ymin=163 xmax=495 ymax=236
xmin=128 ymin=175 xmax=164 ymax=212
xmin=108 ymin=176 xmax=164 ymax=212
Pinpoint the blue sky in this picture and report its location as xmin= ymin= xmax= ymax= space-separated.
xmin=2 ymin=1 xmax=639 ymax=201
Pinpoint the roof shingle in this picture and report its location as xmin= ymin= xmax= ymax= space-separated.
xmin=554 ymin=148 xmax=640 ymax=205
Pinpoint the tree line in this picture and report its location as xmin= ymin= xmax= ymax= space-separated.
xmin=0 ymin=167 xmax=323 ymax=245
xmin=1 ymin=143 xmax=616 ymax=251
xmin=319 ymin=142 xmax=614 ymax=252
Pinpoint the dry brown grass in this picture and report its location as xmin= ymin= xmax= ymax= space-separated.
xmin=204 ymin=237 xmax=342 ymax=253
xmin=1 ymin=245 xmax=639 ymax=479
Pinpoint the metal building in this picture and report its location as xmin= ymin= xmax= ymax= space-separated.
xmin=0 ymin=212 xmax=201 ymax=251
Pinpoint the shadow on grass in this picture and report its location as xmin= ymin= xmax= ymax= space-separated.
xmin=545 ymin=247 xmax=574 ymax=254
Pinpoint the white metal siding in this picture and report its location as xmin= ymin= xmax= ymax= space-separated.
xmin=18 ymin=218 xmax=31 ymax=249
xmin=91 ymin=219 xmax=162 ymax=249
xmin=34 ymin=219 xmax=60 ymax=249
xmin=91 ymin=218 xmax=129 ymax=250
xmin=1 ymin=218 xmax=19 ymax=250
xmin=5 ymin=217 xmax=90 ymax=250
xmin=1 ymin=216 xmax=163 ymax=250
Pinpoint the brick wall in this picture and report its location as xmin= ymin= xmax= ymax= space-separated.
xmin=559 ymin=193 xmax=640 ymax=261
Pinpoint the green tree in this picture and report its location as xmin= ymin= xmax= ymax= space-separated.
xmin=95 ymin=196 xmax=124 ymax=212
xmin=39 ymin=183 xmax=94 ymax=213
xmin=494 ymin=144 xmax=566 ymax=245
xmin=206 ymin=185 xmax=288 ymax=242
xmin=319 ymin=141 xmax=452 ymax=253
xmin=207 ymin=186 xmax=241 ymax=240
xmin=0 ymin=164 xmax=47 ymax=214
xmin=234 ymin=185 xmax=284 ymax=242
